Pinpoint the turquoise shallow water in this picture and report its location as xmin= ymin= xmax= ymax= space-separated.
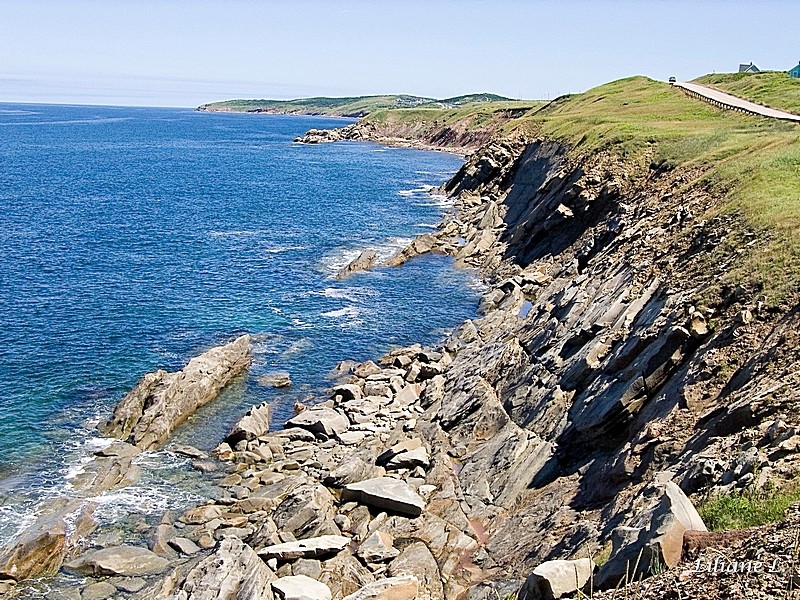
xmin=0 ymin=104 xmax=480 ymax=543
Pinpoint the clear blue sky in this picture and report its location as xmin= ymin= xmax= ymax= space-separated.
xmin=1 ymin=0 xmax=798 ymax=107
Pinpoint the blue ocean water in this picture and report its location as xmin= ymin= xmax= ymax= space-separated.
xmin=0 ymin=104 xmax=480 ymax=535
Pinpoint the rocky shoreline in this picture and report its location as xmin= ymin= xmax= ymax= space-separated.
xmin=2 ymin=124 xmax=799 ymax=599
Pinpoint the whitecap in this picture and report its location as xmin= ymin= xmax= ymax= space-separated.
xmin=291 ymin=318 xmax=314 ymax=330
xmin=321 ymin=306 xmax=361 ymax=319
xmin=319 ymin=287 xmax=377 ymax=303
xmin=264 ymin=245 xmax=307 ymax=254
xmin=321 ymin=247 xmax=364 ymax=273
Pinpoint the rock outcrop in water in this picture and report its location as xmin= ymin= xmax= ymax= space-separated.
xmin=0 ymin=336 xmax=252 ymax=590
xmin=99 ymin=334 xmax=252 ymax=451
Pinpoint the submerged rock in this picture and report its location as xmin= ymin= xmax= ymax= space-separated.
xmin=99 ymin=334 xmax=252 ymax=451
xmin=337 ymin=249 xmax=379 ymax=279
xmin=64 ymin=545 xmax=170 ymax=577
xmin=0 ymin=499 xmax=96 ymax=581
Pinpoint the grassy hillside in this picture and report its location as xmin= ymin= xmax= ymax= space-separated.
xmin=693 ymin=71 xmax=800 ymax=115
xmin=198 ymin=93 xmax=518 ymax=117
xmin=508 ymin=75 xmax=800 ymax=300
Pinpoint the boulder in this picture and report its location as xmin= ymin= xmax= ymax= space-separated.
xmin=342 ymin=477 xmax=426 ymax=517
xmin=171 ymin=536 xmax=276 ymax=600
xmin=337 ymin=249 xmax=378 ymax=280
xmin=99 ymin=335 xmax=252 ymax=451
xmin=81 ymin=581 xmax=117 ymax=600
xmin=64 ymin=545 xmax=170 ymax=577
xmin=180 ymin=505 xmax=223 ymax=524
xmin=257 ymin=373 xmax=292 ymax=388
xmin=378 ymin=439 xmax=430 ymax=471
xmin=0 ymin=500 xmax=96 ymax=581
xmin=319 ymin=553 xmax=376 ymax=599
xmin=272 ymin=575 xmax=332 ymax=600
xmin=169 ymin=537 xmax=201 ymax=556
xmin=342 ymin=576 xmax=419 ymax=600
xmin=286 ymin=408 xmax=349 ymax=438
xmin=357 ymin=531 xmax=399 ymax=563
xmin=394 ymin=384 xmax=422 ymax=407
xmin=518 ymin=558 xmax=595 ymax=600
xmin=257 ymin=535 xmax=351 ymax=561
xmin=333 ymin=384 xmax=363 ymax=402
xmin=385 ymin=234 xmax=439 ymax=267
xmin=388 ymin=542 xmax=443 ymax=600
xmin=595 ymin=481 xmax=707 ymax=588
xmin=226 ymin=402 xmax=271 ymax=446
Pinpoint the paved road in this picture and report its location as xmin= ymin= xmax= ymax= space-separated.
xmin=674 ymin=81 xmax=800 ymax=123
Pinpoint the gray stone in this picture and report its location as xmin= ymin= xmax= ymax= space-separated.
xmin=257 ymin=373 xmax=292 ymax=388
xmin=342 ymin=576 xmax=419 ymax=600
xmin=226 ymin=402 xmax=271 ymax=446
xmin=170 ymin=536 xmax=276 ymax=600
xmin=272 ymin=575 xmax=332 ymax=600
xmin=286 ymin=408 xmax=349 ymax=438
xmin=342 ymin=477 xmax=426 ymax=517
xmin=596 ymin=481 xmax=706 ymax=588
xmin=113 ymin=577 xmax=147 ymax=593
xmin=257 ymin=535 xmax=351 ymax=561
xmin=81 ymin=581 xmax=117 ymax=600
xmin=519 ymin=558 xmax=595 ymax=599
xmin=357 ymin=531 xmax=399 ymax=563
xmin=65 ymin=545 xmax=170 ymax=577
xmin=337 ymin=249 xmax=378 ymax=280
xmin=333 ymin=384 xmax=363 ymax=402
xmin=168 ymin=536 xmax=201 ymax=555
xmin=388 ymin=541 xmax=443 ymax=600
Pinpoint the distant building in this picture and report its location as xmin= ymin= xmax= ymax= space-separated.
xmin=790 ymin=62 xmax=800 ymax=78
xmin=738 ymin=62 xmax=760 ymax=73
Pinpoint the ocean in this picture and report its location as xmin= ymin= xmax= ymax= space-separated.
xmin=0 ymin=103 xmax=480 ymax=560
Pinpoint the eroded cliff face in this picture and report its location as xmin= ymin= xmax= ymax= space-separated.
xmin=413 ymin=136 xmax=800 ymax=594
xmin=7 ymin=135 xmax=798 ymax=600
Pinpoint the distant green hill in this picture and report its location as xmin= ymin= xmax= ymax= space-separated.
xmin=693 ymin=71 xmax=800 ymax=115
xmin=197 ymin=93 xmax=517 ymax=117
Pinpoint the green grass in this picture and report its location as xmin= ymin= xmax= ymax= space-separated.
xmin=699 ymin=483 xmax=800 ymax=531
xmin=694 ymin=72 xmax=800 ymax=115
xmin=504 ymin=76 xmax=800 ymax=301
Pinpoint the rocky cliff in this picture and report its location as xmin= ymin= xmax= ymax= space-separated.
xmin=5 ymin=93 xmax=800 ymax=598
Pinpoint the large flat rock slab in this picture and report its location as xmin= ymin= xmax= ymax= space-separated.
xmin=258 ymin=535 xmax=351 ymax=561
xmin=285 ymin=407 xmax=349 ymax=438
xmin=64 ymin=545 xmax=170 ymax=577
xmin=342 ymin=477 xmax=426 ymax=517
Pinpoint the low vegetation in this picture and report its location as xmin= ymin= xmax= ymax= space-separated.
xmin=693 ymin=71 xmax=800 ymax=115
xmin=506 ymin=76 xmax=800 ymax=302
xmin=699 ymin=482 xmax=800 ymax=531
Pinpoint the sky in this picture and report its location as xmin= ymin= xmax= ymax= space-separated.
xmin=1 ymin=0 xmax=799 ymax=107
